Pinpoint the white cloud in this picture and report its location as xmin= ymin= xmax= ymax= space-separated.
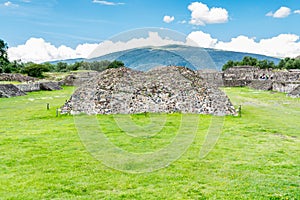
xmin=163 ymin=15 xmax=175 ymax=23
xmin=92 ymin=0 xmax=124 ymax=6
xmin=188 ymin=2 xmax=228 ymax=26
xmin=178 ymin=20 xmax=187 ymax=24
xmin=88 ymin=32 xmax=186 ymax=58
xmin=294 ymin=10 xmax=300 ymax=14
xmin=266 ymin=6 xmax=291 ymax=18
xmin=214 ymin=34 xmax=300 ymax=58
xmin=187 ymin=31 xmax=217 ymax=48
xmin=3 ymin=1 xmax=19 ymax=7
xmin=8 ymin=38 xmax=99 ymax=63
xmin=186 ymin=31 xmax=300 ymax=58
xmin=8 ymin=32 xmax=300 ymax=63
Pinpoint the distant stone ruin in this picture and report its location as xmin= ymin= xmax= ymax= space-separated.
xmin=63 ymin=71 xmax=99 ymax=86
xmin=198 ymin=66 xmax=300 ymax=97
xmin=0 ymin=73 xmax=36 ymax=82
xmin=61 ymin=67 xmax=237 ymax=116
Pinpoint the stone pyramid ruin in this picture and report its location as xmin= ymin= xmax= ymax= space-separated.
xmin=61 ymin=66 xmax=236 ymax=116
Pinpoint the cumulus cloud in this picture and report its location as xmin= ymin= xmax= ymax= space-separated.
xmin=187 ymin=31 xmax=217 ymax=48
xmin=88 ymin=32 xmax=185 ymax=58
xmin=8 ymin=38 xmax=99 ymax=63
xmin=3 ymin=1 xmax=19 ymax=7
xmin=92 ymin=0 xmax=124 ymax=6
xmin=188 ymin=2 xmax=229 ymax=26
xmin=8 ymin=31 xmax=300 ymax=63
xmin=266 ymin=6 xmax=291 ymax=18
xmin=294 ymin=10 xmax=300 ymax=14
xmin=215 ymin=34 xmax=300 ymax=58
xmin=163 ymin=15 xmax=175 ymax=23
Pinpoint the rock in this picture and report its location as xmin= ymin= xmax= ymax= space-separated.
xmin=62 ymin=67 xmax=237 ymax=116
xmin=0 ymin=84 xmax=26 ymax=98
xmin=40 ymin=82 xmax=62 ymax=91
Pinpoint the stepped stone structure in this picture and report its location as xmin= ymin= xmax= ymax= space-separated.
xmin=61 ymin=67 xmax=237 ymax=116
xmin=0 ymin=84 xmax=26 ymax=98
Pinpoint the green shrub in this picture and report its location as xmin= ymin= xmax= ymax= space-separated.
xmin=22 ymin=63 xmax=50 ymax=78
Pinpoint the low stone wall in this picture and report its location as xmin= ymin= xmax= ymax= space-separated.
xmin=0 ymin=84 xmax=26 ymax=98
xmin=0 ymin=73 xmax=36 ymax=82
xmin=16 ymin=83 xmax=40 ymax=92
xmin=248 ymin=80 xmax=273 ymax=91
xmin=272 ymin=82 xmax=300 ymax=93
xmin=288 ymin=85 xmax=300 ymax=98
xmin=16 ymin=82 xmax=62 ymax=92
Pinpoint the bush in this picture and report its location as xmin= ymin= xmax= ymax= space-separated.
xmin=22 ymin=63 xmax=50 ymax=78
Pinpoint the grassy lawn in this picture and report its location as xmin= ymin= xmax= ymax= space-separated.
xmin=0 ymin=87 xmax=299 ymax=199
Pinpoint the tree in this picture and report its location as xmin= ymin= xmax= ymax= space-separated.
xmin=56 ymin=62 xmax=68 ymax=72
xmin=222 ymin=60 xmax=235 ymax=71
xmin=257 ymin=60 xmax=275 ymax=69
xmin=107 ymin=60 xmax=125 ymax=69
xmin=0 ymin=39 xmax=9 ymax=71
xmin=0 ymin=39 xmax=8 ymax=61
xmin=241 ymin=56 xmax=258 ymax=66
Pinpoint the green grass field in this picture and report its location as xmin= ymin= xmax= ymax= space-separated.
xmin=0 ymin=87 xmax=299 ymax=199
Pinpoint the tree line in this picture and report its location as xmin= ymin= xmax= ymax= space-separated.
xmin=0 ymin=39 xmax=124 ymax=77
xmin=222 ymin=56 xmax=300 ymax=71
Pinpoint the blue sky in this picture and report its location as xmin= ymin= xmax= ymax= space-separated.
xmin=1 ymin=0 xmax=300 ymax=62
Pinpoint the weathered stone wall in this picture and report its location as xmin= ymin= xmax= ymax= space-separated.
xmin=0 ymin=81 xmax=62 ymax=98
xmin=0 ymin=73 xmax=36 ymax=82
xmin=288 ymin=85 xmax=300 ymax=98
xmin=16 ymin=82 xmax=62 ymax=92
xmin=0 ymin=84 xmax=26 ymax=98
xmin=272 ymin=82 xmax=299 ymax=93
xmin=62 ymin=67 xmax=237 ymax=116
xmin=16 ymin=83 xmax=40 ymax=92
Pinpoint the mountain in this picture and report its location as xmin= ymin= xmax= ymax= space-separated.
xmin=52 ymin=45 xmax=280 ymax=71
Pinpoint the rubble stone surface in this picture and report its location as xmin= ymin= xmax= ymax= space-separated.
xmin=62 ymin=67 xmax=236 ymax=116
